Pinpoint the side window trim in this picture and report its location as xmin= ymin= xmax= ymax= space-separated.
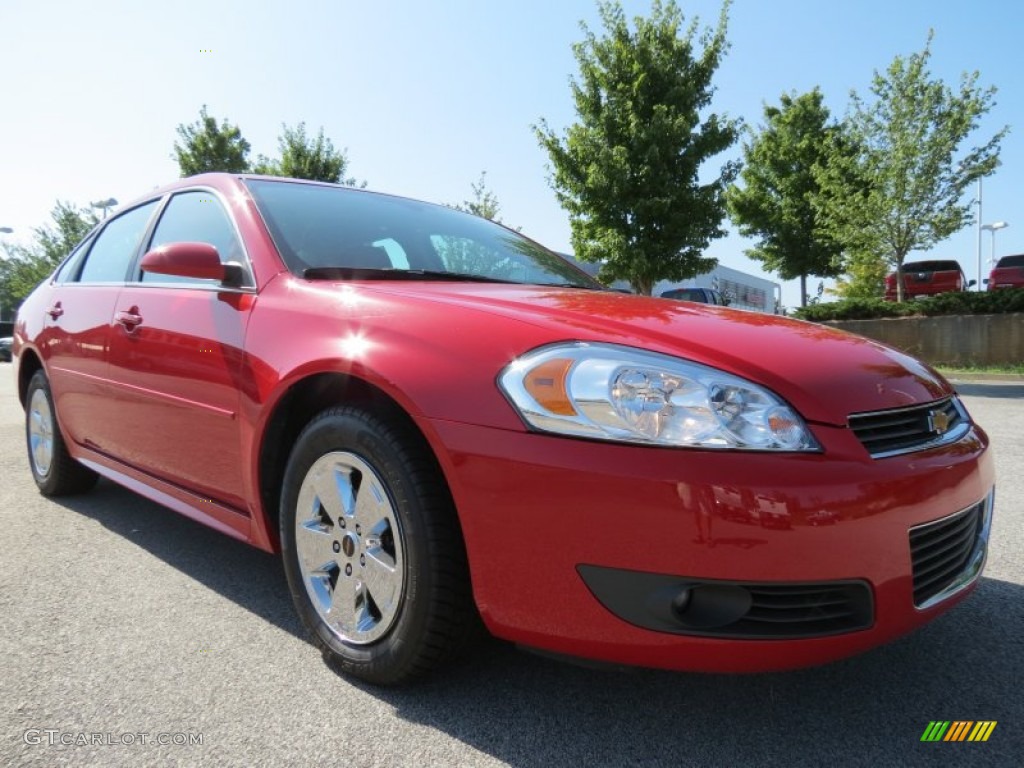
xmin=132 ymin=186 xmax=256 ymax=289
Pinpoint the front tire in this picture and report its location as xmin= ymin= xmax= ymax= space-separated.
xmin=25 ymin=370 xmax=98 ymax=496
xmin=280 ymin=406 xmax=479 ymax=684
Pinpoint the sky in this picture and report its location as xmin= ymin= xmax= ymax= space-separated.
xmin=1 ymin=0 xmax=1020 ymax=309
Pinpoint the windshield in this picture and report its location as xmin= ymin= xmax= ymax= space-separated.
xmin=996 ymin=254 xmax=1024 ymax=268
xmin=244 ymin=179 xmax=601 ymax=289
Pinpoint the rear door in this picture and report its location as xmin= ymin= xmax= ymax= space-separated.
xmin=39 ymin=202 xmax=160 ymax=451
xmin=104 ymin=189 xmax=255 ymax=510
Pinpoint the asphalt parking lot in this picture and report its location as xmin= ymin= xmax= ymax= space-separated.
xmin=1 ymin=362 xmax=1022 ymax=767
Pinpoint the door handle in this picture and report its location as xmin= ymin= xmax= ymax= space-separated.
xmin=47 ymin=302 xmax=64 ymax=319
xmin=116 ymin=307 xmax=144 ymax=331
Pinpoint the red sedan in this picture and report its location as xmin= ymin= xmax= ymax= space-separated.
xmin=13 ymin=174 xmax=995 ymax=684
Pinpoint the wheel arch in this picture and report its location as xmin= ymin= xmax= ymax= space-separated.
xmin=252 ymin=371 xmax=462 ymax=554
xmin=16 ymin=347 xmax=44 ymax=408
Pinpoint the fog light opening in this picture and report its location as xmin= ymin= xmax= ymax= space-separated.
xmin=671 ymin=588 xmax=693 ymax=617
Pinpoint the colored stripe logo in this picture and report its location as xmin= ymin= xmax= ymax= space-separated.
xmin=921 ymin=721 xmax=997 ymax=742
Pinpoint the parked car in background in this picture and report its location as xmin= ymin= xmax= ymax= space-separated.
xmin=986 ymin=254 xmax=1024 ymax=290
xmin=0 ymin=336 xmax=13 ymax=363
xmin=661 ymin=287 xmax=728 ymax=305
xmin=884 ymin=260 xmax=974 ymax=301
xmin=13 ymin=173 xmax=995 ymax=685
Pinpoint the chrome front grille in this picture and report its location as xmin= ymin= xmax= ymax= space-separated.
xmin=849 ymin=397 xmax=969 ymax=459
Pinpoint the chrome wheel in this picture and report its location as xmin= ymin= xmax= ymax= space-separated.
xmin=28 ymin=387 xmax=54 ymax=478
xmin=295 ymin=451 xmax=405 ymax=645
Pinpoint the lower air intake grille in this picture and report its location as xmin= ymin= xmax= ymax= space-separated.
xmin=910 ymin=501 xmax=984 ymax=607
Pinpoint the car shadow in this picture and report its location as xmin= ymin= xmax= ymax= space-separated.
xmin=50 ymin=478 xmax=305 ymax=642
xmin=367 ymin=578 xmax=1024 ymax=767
xmin=53 ymin=480 xmax=1022 ymax=766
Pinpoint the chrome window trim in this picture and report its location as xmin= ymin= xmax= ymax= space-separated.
xmin=913 ymin=488 xmax=994 ymax=611
xmin=118 ymin=282 xmax=257 ymax=295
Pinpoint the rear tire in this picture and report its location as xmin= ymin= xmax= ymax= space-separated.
xmin=25 ymin=370 xmax=98 ymax=496
xmin=280 ymin=406 xmax=479 ymax=685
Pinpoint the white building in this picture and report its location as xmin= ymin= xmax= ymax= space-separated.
xmin=564 ymin=255 xmax=781 ymax=314
xmin=655 ymin=264 xmax=780 ymax=314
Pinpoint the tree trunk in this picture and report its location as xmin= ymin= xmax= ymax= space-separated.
xmin=800 ymin=273 xmax=807 ymax=307
xmin=635 ymin=278 xmax=653 ymax=296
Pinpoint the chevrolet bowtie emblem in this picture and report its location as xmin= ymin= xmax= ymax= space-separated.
xmin=929 ymin=410 xmax=951 ymax=435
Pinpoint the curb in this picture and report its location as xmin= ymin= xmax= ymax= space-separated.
xmin=938 ymin=372 xmax=1024 ymax=383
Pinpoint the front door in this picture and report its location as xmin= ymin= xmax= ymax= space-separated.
xmin=105 ymin=190 xmax=255 ymax=510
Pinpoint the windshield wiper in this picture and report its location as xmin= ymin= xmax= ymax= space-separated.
xmin=303 ymin=266 xmax=518 ymax=284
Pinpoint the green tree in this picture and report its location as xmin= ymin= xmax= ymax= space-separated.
xmin=726 ymin=89 xmax=846 ymax=307
xmin=439 ymin=172 xmax=510 ymax=275
xmin=535 ymin=0 xmax=739 ymax=295
xmin=173 ymin=105 xmax=251 ymax=176
xmin=254 ymin=122 xmax=358 ymax=184
xmin=0 ymin=202 xmax=98 ymax=310
xmin=814 ymin=33 xmax=1008 ymax=301
xmin=831 ymin=251 xmax=888 ymax=298
xmin=457 ymin=171 xmax=502 ymax=221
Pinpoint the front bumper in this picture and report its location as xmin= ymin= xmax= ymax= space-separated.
xmin=429 ymin=416 xmax=994 ymax=672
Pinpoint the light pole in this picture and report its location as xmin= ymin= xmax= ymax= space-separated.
xmin=90 ymin=198 xmax=118 ymax=219
xmin=975 ymin=178 xmax=984 ymax=291
xmin=981 ymin=222 xmax=1009 ymax=276
xmin=0 ymin=227 xmax=12 ymax=322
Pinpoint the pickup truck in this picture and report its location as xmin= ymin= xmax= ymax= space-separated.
xmin=884 ymin=260 xmax=974 ymax=301
xmin=987 ymin=254 xmax=1024 ymax=290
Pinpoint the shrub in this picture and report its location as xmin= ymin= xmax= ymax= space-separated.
xmin=793 ymin=288 xmax=1024 ymax=322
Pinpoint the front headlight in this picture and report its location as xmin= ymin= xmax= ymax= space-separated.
xmin=498 ymin=342 xmax=819 ymax=451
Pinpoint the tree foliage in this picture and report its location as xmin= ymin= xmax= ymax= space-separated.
xmin=174 ymin=109 xmax=359 ymax=185
xmin=535 ymin=0 xmax=739 ymax=295
xmin=457 ymin=171 xmax=502 ymax=221
xmin=253 ymin=122 xmax=357 ymax=184
xmin=814 ymin=32 xmax=1008 ymax=301
xmin=830 ymin=250 xmax=888 ymax=299
xmin=173 ymin=105 xmax=251 ymax=176
xmin=726 ymin=89 xmax=846 ymax=306
xmin=441 ymin=172 xmax=510 ymax=276
xmin=0 ymin=202 xmax=98 ymax=311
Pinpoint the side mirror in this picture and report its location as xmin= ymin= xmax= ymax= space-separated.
xmin=983 ymin=278 xmax=990 ymax=285
xmin=967 ymin=279 xmax=977 ymax=288
xmin=140 ymin=242 xmax=245 ymax=286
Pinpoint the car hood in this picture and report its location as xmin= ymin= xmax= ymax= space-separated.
xmin=362 ymin=283 xmax=951 ymax=427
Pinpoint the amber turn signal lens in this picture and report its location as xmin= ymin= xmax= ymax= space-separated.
xmin=523 ymin=358 xmax=577 ymax=416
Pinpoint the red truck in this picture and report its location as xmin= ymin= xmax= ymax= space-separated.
xmin=884 ymin=260 xmax=974 ymax=301
xmin=986 ymin=254 xmax=1024 ymax=290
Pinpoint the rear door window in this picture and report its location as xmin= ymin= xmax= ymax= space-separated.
xmin=76 ymin=202 xmax=159 ymax=283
